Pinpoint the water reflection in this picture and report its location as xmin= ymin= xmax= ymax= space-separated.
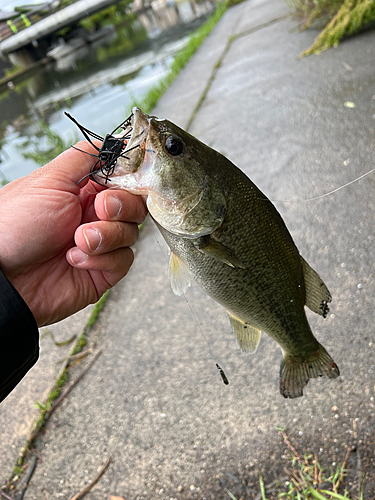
xmin=136 ymin=0 xmax=214 ymax=38
xmin=0 ymin=0 xmax=215 ymax=182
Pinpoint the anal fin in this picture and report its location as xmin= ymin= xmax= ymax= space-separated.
xmin=168 ymin=252 xmax=191 ymax=296
xmin=227 ymin=311 xmax=261 ymax=354
xmin=279 ymin=344 xmax=340 ymax=398
xmin=301 ymin=257 xmax=332 ymax=318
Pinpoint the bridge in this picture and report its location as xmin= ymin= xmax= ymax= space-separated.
xmin=0 ymin=0 xmax=119 ymax=61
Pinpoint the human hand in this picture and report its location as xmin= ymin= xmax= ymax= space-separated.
xmin=0 ymin=142 xmax=147 ymax=327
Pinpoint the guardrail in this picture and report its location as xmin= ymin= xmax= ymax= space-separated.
xmin=0 ymin=0 xmax=79 ymax=42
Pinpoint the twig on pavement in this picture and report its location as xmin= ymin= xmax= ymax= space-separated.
xmin=359 ymin=449 xmax=374 ymax=496
xmin=48 ymin=350 xmax=102 ymax=418
xmin=0 ymin=491 xmax=15 ymax=500
xmin=279 ymin=430 xmax=301 ymax=461
xmin=24 ymin=350 xmax=102 ymax=456
xmin=18 ymin=454 xmax=39 ymax=500
xmin=334 ymin=446 xmax=351 ymax=493
xmin=67 ymin=349 xmax=93 ymax=366
xmin=55 ymin=348 xmax=93 ymax=377
xmin=69 ymin=457 xmax=111 ymax=500
xmin=313 ymin=453 xmax=318 ymax=485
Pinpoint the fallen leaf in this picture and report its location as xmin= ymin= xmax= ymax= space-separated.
xmin=344 ymin=101 xmax=355 ymax=108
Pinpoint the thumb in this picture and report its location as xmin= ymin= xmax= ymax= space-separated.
xmin=37 ymin=140 xmax=103 ymax=192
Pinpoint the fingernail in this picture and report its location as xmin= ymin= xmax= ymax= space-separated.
xmin=83 ymin=227 xmax=102 ymax=252
xmin=105 ymin=194 xmax=121 ymax=220
xmin=69 ymin=248 xmax=87 ymax=265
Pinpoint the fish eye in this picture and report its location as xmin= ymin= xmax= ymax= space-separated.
xmin=164 ymin=135 xmax=184 ymax=156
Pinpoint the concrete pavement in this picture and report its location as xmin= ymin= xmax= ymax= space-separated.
xmin=1 ymin=0 xmax=375 ymax=498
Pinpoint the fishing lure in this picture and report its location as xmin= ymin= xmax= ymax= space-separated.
xmin=216 ymin=363 xmax=229 ymax=385
xmin=65 ymin=112 xmax=136 ymax=186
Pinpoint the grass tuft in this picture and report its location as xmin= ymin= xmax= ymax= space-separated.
xmin=287 ymin=0 xmax=375 ymax=56
xmin=127 ymin=0 xmax=228 ymax=115
xmin=222 ymin=430 xmax=367 ymax=500
xmin=85 ymin=289 xmax=110 ymax=330
xmin=299 ymin=0 xmax=375 ymax=56
xmin=9 ymin=291 xmax=110 ymax=484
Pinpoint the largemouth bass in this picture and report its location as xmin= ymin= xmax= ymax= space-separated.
xmin=94 ymin=107 xmax=340 ymax=398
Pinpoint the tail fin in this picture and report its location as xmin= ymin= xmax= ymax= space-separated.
xmin=279 ymin=345 xmax=340 ymax=398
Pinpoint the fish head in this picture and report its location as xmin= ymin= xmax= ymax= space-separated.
xmin=94 ymin=108 xmax=227 ymax=238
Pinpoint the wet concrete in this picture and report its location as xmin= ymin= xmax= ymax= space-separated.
xmin=1 ymin=0 xmax=375 ymax=498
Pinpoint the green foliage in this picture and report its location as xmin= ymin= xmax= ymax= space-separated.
xmin=128 ymin=1 xmax=228 ymax=115
xmin=0 ymin=155 xmax=10 ymax=186
xmin=226 ymin=490 xmax=238 ymax=500
xmin=288 ymin=0 xmax=375 ymax=56
xmin=70 ymin=290 xmax=110 ymax=356
xmin=95 ymin=22 xmax=148 ymax=62
xmin=17 ymin=122 xmax=78 ymax=166
xmin=221 ymin=430 xmax=366 ymax=500
xmin=13 ymin=465 xmax=23 ymax=476
xmin=226 ymin=0 xmax=248 ymax=6
xmin=85 ymin=289 xmax=111 ymax=330
xmin=79 ymin=0 xmax=133 ymax=32
xmin=170 ymin=1 xmax=228 ymax=74
xmin=300 ymin=0 xmax=375 ymax=56
xmin=71 ymin=334 xmax=87 ymax=356
xmin=259 ymin=472 xmax=269 ymax=500
xmin=12 ymin=291 xmax=108 ymax=482
xmin=287 ymin=0 xmax=345 ymax=26
xmin=4 ymin=65 xmax=23 ymax=77
xmin=32 ymin=370 xmax=68 ymax=436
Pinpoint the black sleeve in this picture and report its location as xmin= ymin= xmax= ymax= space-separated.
xmin=0 ymin=269 xmax=39 ymax=403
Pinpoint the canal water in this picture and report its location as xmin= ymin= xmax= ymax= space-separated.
xmin=0 ymin=0 xmax=215 ymax=183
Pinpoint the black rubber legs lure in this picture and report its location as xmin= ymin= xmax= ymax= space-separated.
xmin=65 ymin=111 xmax=137 ymax=186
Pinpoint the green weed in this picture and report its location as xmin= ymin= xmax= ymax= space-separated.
xmin=286 ymin=0 xmax=375 ymax=56
xmin=127 ymin=0 xmax=228 ymax=115
xmin=226 ymin=429 xmax=364 ymax=500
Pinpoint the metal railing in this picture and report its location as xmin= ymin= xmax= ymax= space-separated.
xmin=0 ymin=0 xmax=80 ymax=42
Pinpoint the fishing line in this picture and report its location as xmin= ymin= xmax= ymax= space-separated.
xmin=266 ymin=167 xmax=375 ymax=203
xmin=148 ymin=222 xmax=230 ymax=385
xmin=223 ymin=166 xmax=375 ymax=204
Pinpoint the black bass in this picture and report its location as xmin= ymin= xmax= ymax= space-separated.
xmin=94 ymin=107 xmax=340 ymax=398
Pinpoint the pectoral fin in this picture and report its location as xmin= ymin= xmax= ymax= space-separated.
xmin=227 ymin=312 xmax=261 ymax=354
xmin=168 ymin=252 xmax=191 ymax=296
xmin=194 ymin=236 xmax=244 ymax=269
xmin=301 ymin=257 xmax=332 ymax=318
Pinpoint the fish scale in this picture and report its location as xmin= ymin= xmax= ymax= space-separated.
xmin=93 ymin=107 xmax=340 ymax=398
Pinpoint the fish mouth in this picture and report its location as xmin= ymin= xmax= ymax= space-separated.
xmin=117 ymin=107 xmax=150 ymax=174
xmin=90 ymin=107 xmax=150 ymax=187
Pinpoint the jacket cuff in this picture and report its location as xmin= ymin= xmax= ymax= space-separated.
xmin=0 ymin=269 xmax=39 ymax=403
